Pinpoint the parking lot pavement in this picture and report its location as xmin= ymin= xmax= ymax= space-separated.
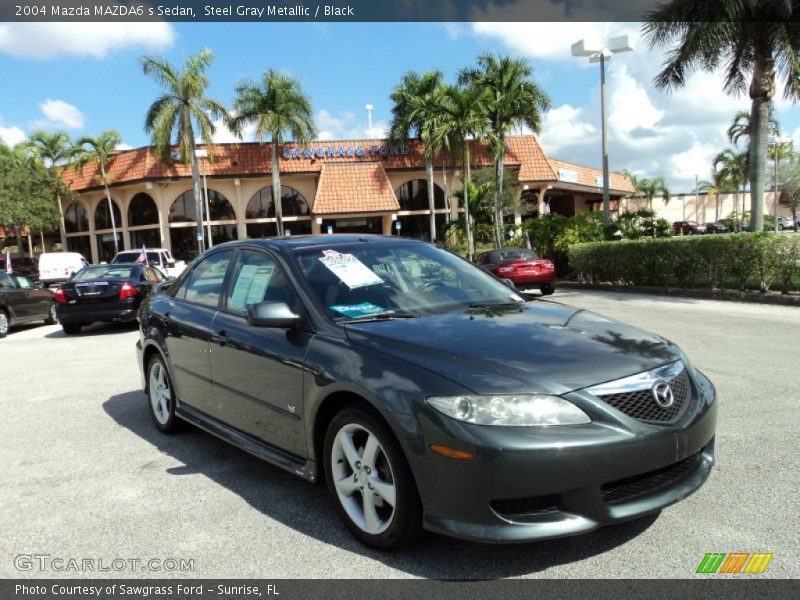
xmin=0 ymin=291 xmax=797 ymax=579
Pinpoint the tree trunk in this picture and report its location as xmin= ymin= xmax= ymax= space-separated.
xmin=101 ymin=165 xmax=119 ymax=256
xmin=463 ymin=145 xmax=474 ymax=261
xmin=272 ymin=142 xmax=284 ymax=237
xmin=13 ymin=224 xmax=25 ymax=257
xmin=189 ymin=145 xmax=205 ymax=254
xmin=426 ymin=156 xmax=436 ymax=242
xmin=748 ymin=44 xmax=775 ymax=233
xmin=494 ymin=139 xmax=505 ymax=249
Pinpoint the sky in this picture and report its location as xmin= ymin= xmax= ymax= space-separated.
xmin=1 ymin=20 xmax=798 ymax=193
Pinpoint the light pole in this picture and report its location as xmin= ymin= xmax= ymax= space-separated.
xmin=572 ymin=35 xmax=634 ymax=226
xmin=365 ymin=104 xmax=374 ymax=138
xmin=195 ymin=148 xmax=210 ymax=250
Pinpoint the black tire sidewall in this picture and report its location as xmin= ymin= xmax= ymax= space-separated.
xmin=323 ymin=404 xmax=422 ymax=550
xmin=0 ymin=310 xmax=8 ymax=338
xmin=62 ymin=323 xmax=81 ymax=335
xmin=147 ymin=355 xmax=179 ymax=433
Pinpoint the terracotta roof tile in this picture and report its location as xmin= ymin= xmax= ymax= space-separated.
xmin=313 ymin=162 xmax=400 ymax=215
xmin=549 ymin=158 xmax=635 ymax=194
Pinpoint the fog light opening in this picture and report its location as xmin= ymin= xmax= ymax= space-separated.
xmin=428 ymin=444 xmax=475 ymax=461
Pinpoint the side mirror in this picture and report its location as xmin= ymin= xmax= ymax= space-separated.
xmin=246 ymin=301 xmax=300 ymax=328
xmin=151 ymin=280 xmax=173 ymax=294
xmin=34 ymin=281 xmax=44 ymax=289
xmin=500 ymin=278 xmax=517 ymax=290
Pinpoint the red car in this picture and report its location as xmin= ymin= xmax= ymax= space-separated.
xmin=476 ymin=248 xmax=556 ymax=294
xmin=673 ymin=221 xmax=707 ymax=235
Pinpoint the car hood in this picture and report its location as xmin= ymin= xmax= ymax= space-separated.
xmin=344 ymin=301 xmax=682 ymax=395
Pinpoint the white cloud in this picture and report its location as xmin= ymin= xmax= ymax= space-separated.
xmin=39 ymin=99 xmax=85 ymax=129
xmin=315 ymin=109 xmax=388 ymax=140
xmin=539 ymin=104 xmax=596 ymax=153
xmin=0 ymin=22 xmax=175 ymax=60
xmin=0 ymin=125 xmax=25 ymax=147
xmin=668 ymin=142 xmax=719 ymax=181
xmin=115 ymin=142 xmax=133 ymax=151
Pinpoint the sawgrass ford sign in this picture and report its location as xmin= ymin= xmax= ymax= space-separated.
xmin=282 ymin=144 xmax=410 ymax=159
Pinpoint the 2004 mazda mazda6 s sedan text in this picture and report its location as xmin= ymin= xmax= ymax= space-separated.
xmin=136 ymin=235 xmax=716 ymax=550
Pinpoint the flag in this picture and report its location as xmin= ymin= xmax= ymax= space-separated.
xmin=135 ymin=245 xmax=148 ymax=265
xmin=4 ymin=252 xmax=11 ymax=274
xmin=525 ymin=231 xmax=532 ymax=250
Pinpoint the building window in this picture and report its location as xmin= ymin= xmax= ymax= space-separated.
xmin=64 ymin=202 xmax=89 ymax=233
xmin=395 ymin=179 xmax=445 ymax=212
xmin=96 ymin=232 xmax=123 ymax=263
xmin=94 ymin=198 xmax=122 ymax=231
xmin=128 ymin=192 xmax=159 ymax=226
xmin=246 ymin=185 xmax=310 ymax=218
xmin=169 ymin=189 xmax=236 ymax=222
xmin=65 ymin=235 xmax=91 ymax=259
xmin=396 ymin=214 xmax=447 ymax=241
xmin=131 ymin=229 xmax=161 ymax=249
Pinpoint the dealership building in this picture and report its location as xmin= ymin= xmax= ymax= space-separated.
xmin=58 ymin=135 xmax=634 ymax=263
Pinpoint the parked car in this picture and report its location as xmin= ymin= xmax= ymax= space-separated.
xmin=776 ymin=216 xmax=796 ymax=231
xmin=705 ymin=222 xmax=731 ymax=234
xmin=136 ymin=235 xmax=717 ymax=550
xmin=475 ymin=248 xmax=556 ymax=294
xmin=38 ymin=252 xmax=89 ymax=286
xmin=54 ymin=263 xmax=167 ymax=335
xmin=673 ymin=221 xmax=707 ymax=235
xmin=111 ymin=248 xmax=186 ymax=279
xmin=0 ymin=272 xmax=56 ymax=338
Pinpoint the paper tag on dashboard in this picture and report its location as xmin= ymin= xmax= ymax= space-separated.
xmin=318 ymin=251 xmax=384 ymax=289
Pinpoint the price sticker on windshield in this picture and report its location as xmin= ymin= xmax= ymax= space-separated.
xmin=319 ymin=250 xmax=384 ymax=289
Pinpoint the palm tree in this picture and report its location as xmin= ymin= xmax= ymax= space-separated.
xmin=459 ymin=54 xmax=551 ymax=248
xmin=73 ymin=130 xmax=122 ymax=255
xmin=389 ymin=70 xmax=444 ymax=242
xmin=644 ymin=2 xmax=800 ymax=233
xmin=430 ymin=84 xmax=488 ymax=259
xmin=141 ymin=47 xmax=229 ymax=252
xmin=27 ymin=131 xmax=73 ymax=240
xmin=698 ymin=165 xmax=735 ymax=221
xmin=727 ymin=109 xmax=780 ymax=148
xmin=713 ymin=148 xmax=749 ymax=229
xmin=636 ymin=176 xmax=671 ymax=212
xmin=232 ymin=69 xmax=316 ymax=237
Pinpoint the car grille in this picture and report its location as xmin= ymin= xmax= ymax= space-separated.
xmin=586 ymin=362 xmax=692 ymax=425
xmin=601 ymin=451 xmax=702 ymax=505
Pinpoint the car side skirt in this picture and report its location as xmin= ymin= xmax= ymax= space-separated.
xmin=176 ymin=403 xmax=317 ymax=482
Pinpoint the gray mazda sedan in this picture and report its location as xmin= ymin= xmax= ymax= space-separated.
xmin=136 ymin=235 xmax=716 ymax=550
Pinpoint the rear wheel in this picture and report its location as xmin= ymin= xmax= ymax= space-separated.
xmin=324 ymin=405 xmax=422 ymax=550
xmin=0 ymin=310 xmax=9 ymax=338
xmin=540 ymin=284 xmax=556 ymax=296
xmin=62 ymin=323 xmax=82 ymax=335
xmin=147 ymin=355 xmax=182 ymax=433
xmin=44 ymin=304 xmax=57 ymax=325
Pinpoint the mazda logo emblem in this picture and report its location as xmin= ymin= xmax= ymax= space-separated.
xmin=652 ymin=380 xmax=675 ymax=408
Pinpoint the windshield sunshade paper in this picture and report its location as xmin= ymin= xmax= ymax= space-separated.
xmin=318 ymin=250 xmax=384 ymax=289
xmin=329 ymin=302 xmax=391 ymax=319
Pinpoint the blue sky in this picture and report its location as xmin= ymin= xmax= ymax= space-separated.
xmin=1 ymin=21 xmax=798 ymax=192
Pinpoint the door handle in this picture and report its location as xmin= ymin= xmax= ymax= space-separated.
xmin=211 ymin=329 xmax=228 ymax=346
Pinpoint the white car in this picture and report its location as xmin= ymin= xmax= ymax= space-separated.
xmin=111 ymin=248 xmax=186 ymax=279
xmin=776 ymin=217 xmax=796 ymax=230
xmin=38 ymin=252 xmax=90 ymax=286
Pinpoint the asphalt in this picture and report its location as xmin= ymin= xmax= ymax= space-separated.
xmin=0 ymin=289 xmax=797 ymax=579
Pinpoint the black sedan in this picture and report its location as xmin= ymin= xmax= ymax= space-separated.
xmin=136 ymin=236 xmax=717 ymax=549
xmin=55 ymin=263 xmax=167 ymax=335
xmin=705 ymin=222 xmax=731 ymax=234
xmin=0 ymin=272 xmax=56 ymax=338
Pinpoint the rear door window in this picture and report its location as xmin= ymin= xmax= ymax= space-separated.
xmin=175 ymin=251 xmax=234 ymax=308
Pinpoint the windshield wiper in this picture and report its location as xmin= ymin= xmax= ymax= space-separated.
xmin=468 ymin=301 xmax=523 ymax=309
xmin=342 ymin=311 xmax=420 ymax=323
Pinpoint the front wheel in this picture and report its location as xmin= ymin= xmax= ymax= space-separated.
xmin=0 ymin=310 xmax=9 ymax=338
xmin=62 ymin=323 xmax=81 ymax=335
xmin=540 ymin=284 xmax=556 ymax=296
xmin=324 ymin=405 xmax=422 ymax=550
xmin=147 ymin=355 xmax=182 ymax=433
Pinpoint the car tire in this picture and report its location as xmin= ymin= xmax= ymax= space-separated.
xmin=0 ymin=309 xmax=9 ymax=338
xmin=44 ymin=304 xmax=57 ymax=325
xmin=540 ymin=284 xmax=556 ymax=296
xmin=324 ymin=404 xmax=422 ymax=550
xmin=62 ymin=323 xmax=82 ymax=335
xmin=147 ymin=355 xmax=182 ymax=434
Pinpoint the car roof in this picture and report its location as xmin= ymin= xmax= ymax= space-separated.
xmin=211 ymin=234 xmax=423 ymax=254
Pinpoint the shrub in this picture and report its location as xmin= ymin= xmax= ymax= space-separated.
xmin=568 ymin=233 xmax=800 ymax=293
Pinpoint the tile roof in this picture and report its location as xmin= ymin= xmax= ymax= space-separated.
xmin=313 ymin=162 xmax=400 ymax=215
xmin=62 ymin=135 xmax=560 ymax=192
xmin=549 ymin=158 xmax=635 ymax=194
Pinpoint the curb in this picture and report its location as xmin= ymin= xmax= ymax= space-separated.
xmin=556 ymin=281 xmax=800 ymax=307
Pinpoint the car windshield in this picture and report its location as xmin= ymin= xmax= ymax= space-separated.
xmin=73 ymin=266 xmax=137 ymax=281
xmin=112 ymin=251 xmax=161 ymax=264
xmin=292 ymin=241 xmax=523 ymax=321
xmin=494 ymin=249 xmax=538 ymax=262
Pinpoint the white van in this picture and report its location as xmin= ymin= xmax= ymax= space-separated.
xmin=38 ymin=252 xmax=89 ymax=285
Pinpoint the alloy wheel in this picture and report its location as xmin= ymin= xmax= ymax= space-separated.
xmin=330 ymin=423 xmax=397 ymax=535
xmin=0 ymin=311 xmax=8 ymax=336
xmin=149 ymin=361 xmax=172 ymax=425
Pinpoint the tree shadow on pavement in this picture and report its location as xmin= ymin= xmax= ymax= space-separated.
xmin=104 ymin=390 xmax=658 ymax=579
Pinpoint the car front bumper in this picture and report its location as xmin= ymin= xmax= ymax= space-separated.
xmin=403 ymin=377 xmax=717 ymax=543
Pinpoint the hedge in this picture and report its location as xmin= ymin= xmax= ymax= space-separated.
xmin=568 ymin=233 xmax=800 ymax=293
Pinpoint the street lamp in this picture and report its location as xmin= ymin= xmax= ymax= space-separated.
xmin=770 ymin=136 xmax=792 ymax=233
xmin=365 ymin=104 xmax=374 ymax=138
xmin=572 ymin=35 xmax=634 ymax=226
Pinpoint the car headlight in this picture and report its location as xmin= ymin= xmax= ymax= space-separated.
xmin=426 ymin=394 xmax=591 ymax=426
